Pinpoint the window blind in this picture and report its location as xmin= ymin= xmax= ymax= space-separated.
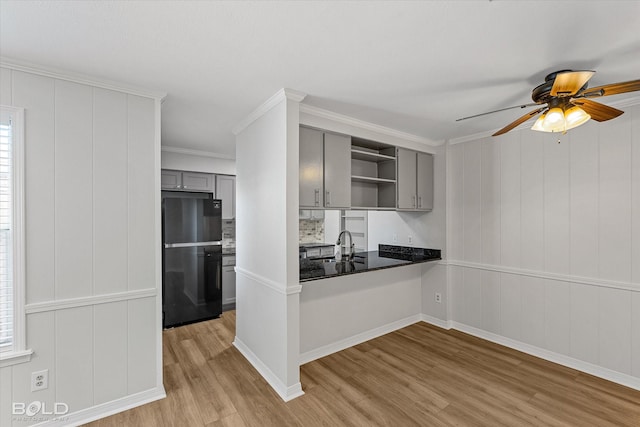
xmin=0 ymin=120 xmax=13 ymax=351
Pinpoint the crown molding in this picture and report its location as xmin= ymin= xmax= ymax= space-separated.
xmin=1 ymin=56 xmax=167 ymax=101
xmin=300 ymin=103 xmax=443 ymax=147
xmin=232 ymin=88 xmax=307 ymax=135
xmin=161 ymin=145 xmax=235 ymax=160
xmin=448 ymin=94 xmax=640 ymax=145
xmin=447 ymin=129 xmax=495 ymax=145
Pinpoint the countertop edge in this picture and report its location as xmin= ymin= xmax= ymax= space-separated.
xmin=299 ymin=256 xmax=442 ymax=283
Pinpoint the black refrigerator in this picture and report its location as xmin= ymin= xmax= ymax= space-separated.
xmin=162 ymin=191 xmax=222 ymax=328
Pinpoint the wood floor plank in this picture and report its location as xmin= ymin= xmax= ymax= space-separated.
xmin=206 ymin=412 xmax=247 ymax=427
xmin=302 ymin=359 xmax=367 ymax=406
xmin=86 ymin=312 xmax=640 ymax=427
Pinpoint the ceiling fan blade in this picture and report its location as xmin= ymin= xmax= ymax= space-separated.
xmin=550 ymin=70 xmax=595 ymax=97
xmin=580 ymin=79 xmax=640 ymax=98
xmin=456 ymin=102 xmax=540 ymax=122
xmin=570 ymin=98 xmax=624 ymax=122
xmin=492 ymin=107 xmax=546 ymax=136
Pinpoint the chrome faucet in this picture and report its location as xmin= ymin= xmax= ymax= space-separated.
xmin=336 ymin=230 xmax=356 ymax=261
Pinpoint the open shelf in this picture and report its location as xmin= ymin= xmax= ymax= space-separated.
xmin=351 ymin=175 xmax=396 ymax=184
xmin=350 ymin=138 xmax=397 ymax=210
xmin=350 ymin=206 xmax=397 ymax=211
xmin=351 ymin=148 xmax=396 ymax=162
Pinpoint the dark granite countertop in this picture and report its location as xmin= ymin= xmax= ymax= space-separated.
xmin=300 ymin=246 xmax=441 ymax=282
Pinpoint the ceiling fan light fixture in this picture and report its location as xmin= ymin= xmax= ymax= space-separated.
xmin=564 ymin=105 xmax=591 ymax=130
xmin=541 ymin=107 xmax=566 ymax=132
xmin=531 ymin=113 xmax=547 ymax=131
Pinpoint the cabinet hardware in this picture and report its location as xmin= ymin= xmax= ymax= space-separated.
xmin=315 ymin=188 xmax=320 ymax=206
xmin=326 ymin=190 xmax=331 ymax=206
xmin=412 ymin=195 xmax=416 ymax=208
xmin=418 ymin=196 xmax=422 ymax=208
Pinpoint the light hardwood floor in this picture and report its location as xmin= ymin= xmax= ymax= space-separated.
xmin=87 ymin=311 xmax=640 ymax=426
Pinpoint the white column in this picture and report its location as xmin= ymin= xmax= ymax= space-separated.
xmin=233 ymin=88 xmax=306 ymax=401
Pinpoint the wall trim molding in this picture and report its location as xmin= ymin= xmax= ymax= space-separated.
xmin=448 ymin=321 xmax=640 ymax=392
xmin=448 ymin=94 xmax=640 ymax=145
xmin=1 ymin=57 xmax=167 ymax=101
xmin=299 ymin=314 xmax=422 ymax=365
xmin=0 ymin=348 xmax=33 ymax=368
xmin=32 ymin=386 xmax=166 ymax=427
xmin=233 ymin=337 xmax=304 ymax=402
xmin=25 ymin=288 xmax=157 ymax=314
xmin=299 ymin=103 xmax=443 ymax=147
xmin=447 ymin=259 xmax=640 ymax=292
xmin=161 ymin=145 xmax=235 ymax=160
xmin=232 ymin=88 xmax=307 ymax=135
xmin=235 ymin=267 xmax=302 ymax=295
xmin=420 ymin=314 xmax=452 ymax=330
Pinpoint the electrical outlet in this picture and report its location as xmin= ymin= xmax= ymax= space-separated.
xmin=392 ymin=233 xmax=398 ymax=243
xmin=31 ymin=369 xmax=48 ymax=392
xmin=408 ymin=235 xmax=413 ymax=245
xmin=435 ymin=293 xmax=442 ymax=303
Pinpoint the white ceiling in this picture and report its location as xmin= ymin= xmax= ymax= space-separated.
xmin=1 ymin=1 xmax=639 ymax=157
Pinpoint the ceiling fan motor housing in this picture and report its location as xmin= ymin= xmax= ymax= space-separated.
xmin=531 ymin=70 xmax=588 ymax=103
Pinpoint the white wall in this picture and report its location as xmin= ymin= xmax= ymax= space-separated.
xmin=161 ymin=149 xmax=236 ymax=175
xmin=447 ymin=105 xmax=640 ymax=388
xmin=0 ymin=66 xmax=163 ymax=426
xmin=233 ymin=90 xmax=303 ymax=402
xmin=323 ymin=210 xmax=340 ymax=245
xmin=300 ymin=265 xmax=423 ymax=363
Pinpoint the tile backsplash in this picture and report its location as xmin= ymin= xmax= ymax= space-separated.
xmin=299 ymin=218 xmax=324 ymax=243
xmin=222 ymin=219 xmax=236 ymax=248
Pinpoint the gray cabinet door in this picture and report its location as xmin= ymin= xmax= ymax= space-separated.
xmin=299 ymin=127 xmax=324 ymax=207
xmin=323 ymin=132 xmax=351 ymax=208
xmin=417 ymin=152 xmax=434 ymax=211
xmin=397 ymin=148 xmax=417 ymax=209
xmin=222 ymin=256 xmax=236 ymax=307
xmin=216 ymin=175 xmax=236 ymax=219
xmin=182 ymin=171 xmax=215 ymax=192
xmin=161 ymin=169 xmax=182 ymax=190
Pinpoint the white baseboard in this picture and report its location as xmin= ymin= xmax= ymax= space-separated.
xmin=447 ymin=321 xmax=640 ymax=392
xmin=420 ymin=314 xmax=452 ymax=330
xmin=32 ymin=386 xmax=166 ymax=427
xmin=233 ymin=337 xmax=304 ymax=402
xmin=299 ymin=314 xmax=422 ymax=365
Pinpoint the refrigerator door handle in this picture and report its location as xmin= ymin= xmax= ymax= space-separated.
xmin=164 ymin=241 xmax=223 ymax=249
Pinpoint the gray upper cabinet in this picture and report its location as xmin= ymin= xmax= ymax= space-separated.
xmin=216 ymin=175 xmax=236 ymax=219
xmin=299 ymin=127 xmax=324 ymax=207
xmin=397 ymin=148 xmax=417 ymax=209
xmin=162 ymin=169 xmax=215 ymax=193
xmin=161 ymin=169 xmax=182 ymax=190
xmin=299 ymin=127 xmax=351 ymax=209
xmin=182 ymin=171 xmax=215 ymax=192
xmin=323 ymin=132 xmax=351 ymax=208
xmin=397 ymin=148 xmax=433 ymax=211
xmin=299 ymin=126 xmax=432 ymax=212
xmin=416 ymin=152 xmax=434 ymax=210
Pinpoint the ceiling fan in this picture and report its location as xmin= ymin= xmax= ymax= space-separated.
xmin=457 ymin=70 xmax=640 ymax=136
